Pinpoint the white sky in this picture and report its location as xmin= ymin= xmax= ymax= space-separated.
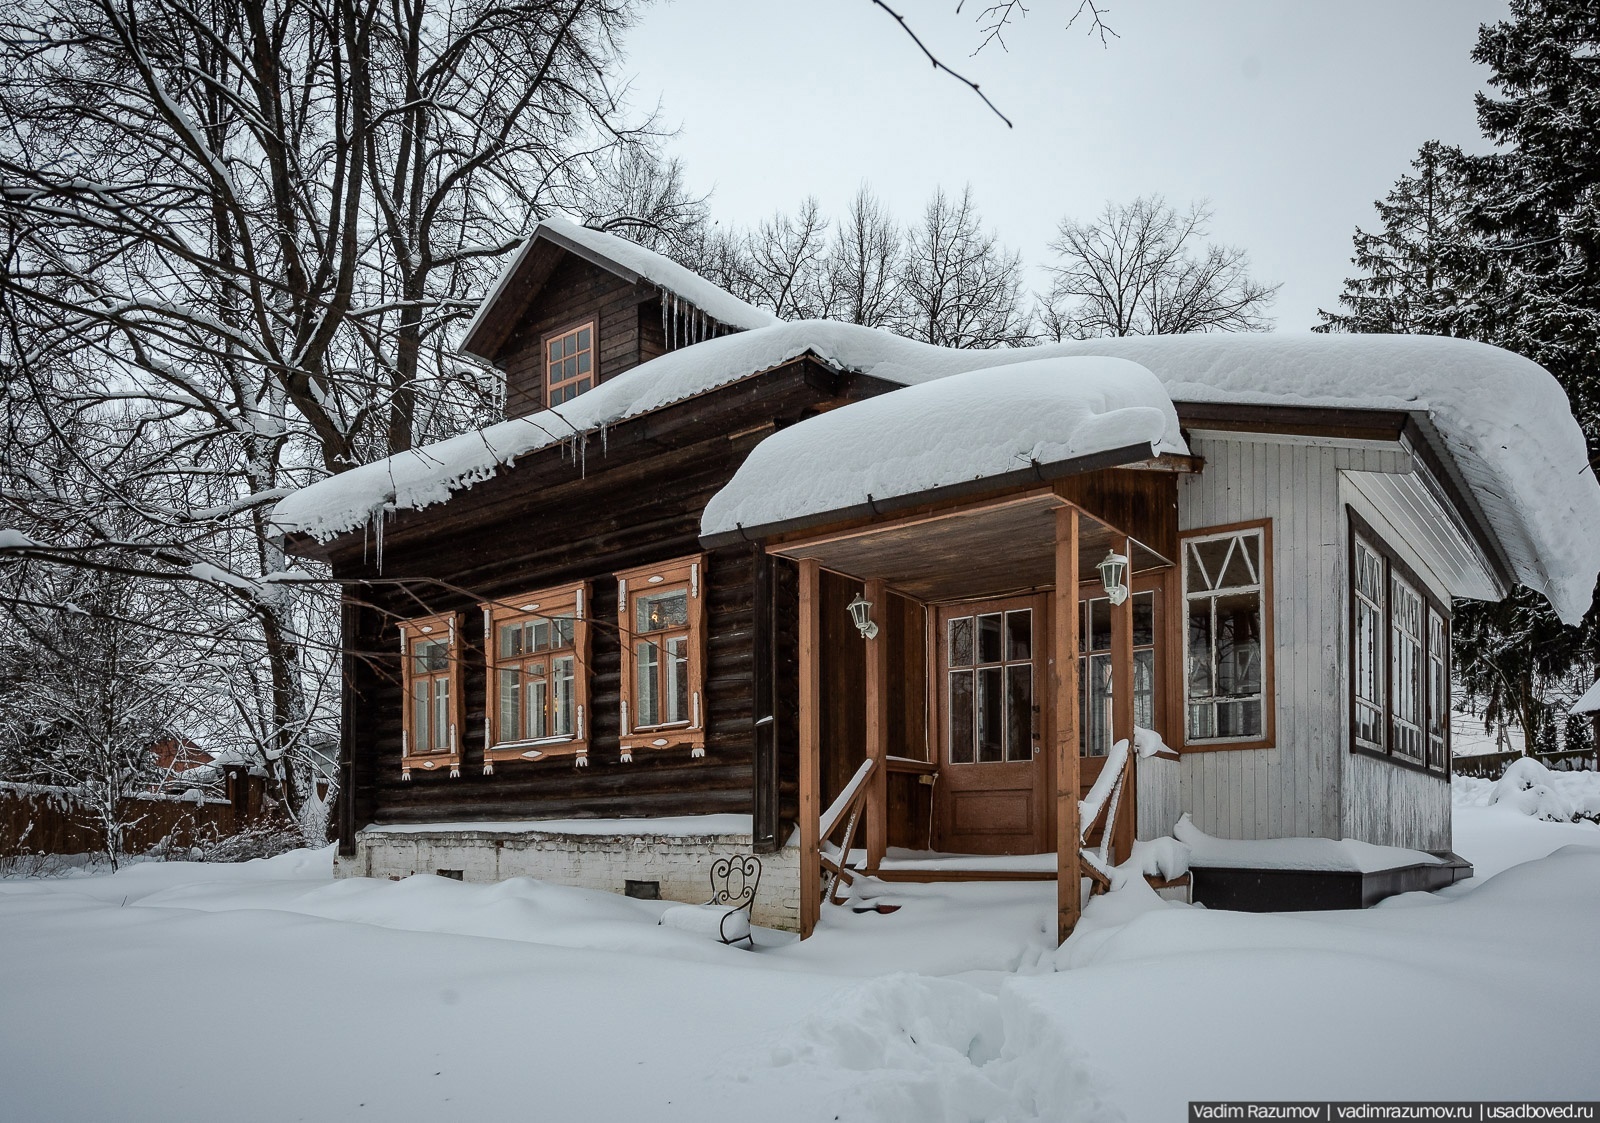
xmin=623 ymin=0 xmax=1508 ymax=332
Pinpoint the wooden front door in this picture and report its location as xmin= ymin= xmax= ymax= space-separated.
xmin=933 ymin=595 xmax=1048 ymax=854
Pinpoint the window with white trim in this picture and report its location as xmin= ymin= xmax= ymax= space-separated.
xmin=400 ymin=612 xmax=461 ymax=779
xmin=1181 ymin=523 xmax=1272 ymax=747
xmin=1348 ymin=513 xmax=1450 ymax=775
xmin=616 ymin=556 xmax=706 ymax=759
xmin=482 ymin=584 xmax=589 ymax=768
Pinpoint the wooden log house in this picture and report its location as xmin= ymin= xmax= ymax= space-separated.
xmin=278 ymin=218 xmax=1600 ymax=937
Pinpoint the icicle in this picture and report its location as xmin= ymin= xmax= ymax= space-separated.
xmin=374 ymin=510 xmax=385 ymax=574
xmin=660 ymin=294 xmax=669 ymax=350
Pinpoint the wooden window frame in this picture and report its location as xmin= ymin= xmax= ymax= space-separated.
xmin=1178 ymin=518 xmax=1276 ymax=752
xmin=616 ymin=555 xmax=707 ymax=758
xmin=1347 ymin=508 xmax=1452 ymax=777
xmin=400 ymin=611 xmax=462 ymax=780
xmin=481 ymin=583 xmax=591 ymax=769
xmin=543 ymin=318 xmax=597 ymax=408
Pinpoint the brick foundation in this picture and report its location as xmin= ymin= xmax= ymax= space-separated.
xmin=340 ymin=822 xmax=801 ymax=932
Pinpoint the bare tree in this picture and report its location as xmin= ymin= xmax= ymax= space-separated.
xmin=825 ymin=185 xmax=906 ymax=328
xmin=1042 ymin=196 xmax=1279 ymax=339
xmin=898 ymin=185 xmax=1032 ymax=348
xmin=743 ymin=198 xmax=832 ymax=320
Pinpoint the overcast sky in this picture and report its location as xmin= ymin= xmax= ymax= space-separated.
xmin=624 ymin=0 xmax=1508 ymax=332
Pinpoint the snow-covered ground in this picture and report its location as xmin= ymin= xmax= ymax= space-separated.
xmin=3 ymin=789 xmax=1599 ymax=1121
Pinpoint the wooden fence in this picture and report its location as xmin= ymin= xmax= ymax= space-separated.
xmin=0 ymin=767 xmax=281 ymax=858
xmin=1452 ymin=747 xmax=1600 ymax=781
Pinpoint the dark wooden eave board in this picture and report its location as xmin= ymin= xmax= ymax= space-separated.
xmin=286 ymin=358 xmax=900 ymax=565
xmin=459 ymin=236 xmax=570 ymax=363
xmin=698 ymin=442 xmax=1162 ymax=550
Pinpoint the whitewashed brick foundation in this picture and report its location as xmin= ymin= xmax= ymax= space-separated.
xmin=340 ymin=822 xmax=801 ymax=932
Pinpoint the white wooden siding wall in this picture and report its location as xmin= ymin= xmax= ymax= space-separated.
xmin=1136 ymin=754 xmax=1183 ymax=841
xmin=1342 ymin=752 xmax=1451 ymax=851
xmin=1164 ymin=436 xmax=1411 ymax=842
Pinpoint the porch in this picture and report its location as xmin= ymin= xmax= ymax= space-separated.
xmin=775 ymin=477 xmax=1186 ymax=940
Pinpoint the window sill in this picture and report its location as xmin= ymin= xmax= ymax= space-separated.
xmin=622 ymin=726 xmax=703 ymax=753
xmin=1179 ymin=738 xmax=1275 ymax=754
xmin=401 ymin=752 xmax=460 ymax=779
xmin=486 ymin=738 xmax=586 ymax=763
xmin=1349 ymin=743 xmax=1449 ymax=778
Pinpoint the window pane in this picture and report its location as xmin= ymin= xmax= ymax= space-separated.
xmin=550 ymin=383 xmax=572 ymax=406
xmin=497 ymin=667 xmax=521 ymax=742
xmin=530 ymin=676 xmax=549 ymax=739
xmin=577 ymin=327 xmax=590 ymax=351
xmin=1006 ymin=664 xmax=1033 ymax=762
xmin=415 ymin=636 xmax=448 ymax=673
xmin=498 ymin=622 xmax=523 ymax=660
xmin=554 ymin=656 xmax=575 ymax=737
xmin=1188 ymin=701 xmax=1216 ymax=741
xmin=977 ymin=613 xmax=1003 ymax=664
xmin=1221 ymin=534 xmax=1257 ymax=588
xmin=1005 ymin=609 xmax=1031 ymax=661
xmin=636 ymin=641 xmax=659 ymax=727
xmin=531 ymin=618 xmax=549 ymax=652
xmin=636 ymin=590 xmax=688 ymax=634
xmin=577 ymin=351 xmax=591 ymax=374
xmin=1186 ymin=600 xmax=1214 ymax=700
xmin=948 ymin=671 xmax=973 ymax=763
xmin=1214 ymin=592 xmax=1262 ymax=697
xmin=562 ymin=333 xmax=576 ymax=357
xmin=433 ymin=678 xmax=449 ymax=751
xmin=547 ymin=340 xmax=561 ymax=362
xmin=667 ymin=635 xmax=689 ymax=724
xmin=1190 ymin=538 xmax=1232 ymax=591
xmin=563 ymin=356 xmax=577 ymax=380
xmin=1216 ymin=699 xmax=1261 ymax=739
xmin=976 ymin=666 xmax=1004 ymax=762
xmin=948 ymin=617 xmax=973 ymax=667
xmin=1391 ymin=575 xmax=1424 ymax=760
xmin=1132 ymin=591 xmax=1155 ymax=646
xmin=1427 ymin=610 xmax=1447 ymax=770
xmin=413 ymin=680 xmax=430 ymax=752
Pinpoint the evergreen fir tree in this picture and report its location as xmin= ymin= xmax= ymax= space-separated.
xmin=1321 ymin=0 xmax=1600 ymax=751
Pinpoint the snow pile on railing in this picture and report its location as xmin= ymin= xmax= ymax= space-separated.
xmin=701 ymin=357 xmax=1186 ymax=537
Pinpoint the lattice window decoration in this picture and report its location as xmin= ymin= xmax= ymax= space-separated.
xmin=400 ymin=613 xmax=462 ymax=780
xmin=481 ymin=584 xmax=590 ymax=773
xmin=1181 ymin=524 xmax=1271 ymax=746
xmin=616 ymin=556 xmax=707 ymax=760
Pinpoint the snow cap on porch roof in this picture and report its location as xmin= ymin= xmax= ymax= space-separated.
xmin=1574 ymin=678 xmax=1600 ymax=715
xmin=699 ymin=356 xmax=1188 ymax=543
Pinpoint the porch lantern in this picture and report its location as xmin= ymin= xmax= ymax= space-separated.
xmin=1097 ymin=550 xmax=1130 ymax=607
xmin=846 ymin=592 xmax=879 ymax=640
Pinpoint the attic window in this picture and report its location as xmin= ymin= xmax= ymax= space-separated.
xmin=546 ymin=320 xmax=595 ymax=407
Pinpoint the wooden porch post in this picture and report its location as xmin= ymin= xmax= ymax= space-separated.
xmin=798 ymin=558 xmax=822 ymax=939
xmin=864 ymin=578 xmax=890 ymax=872
xmin=1109 ymin=534 xmax=1136 ymax=865
xmin=1054 ymin=507 xmax=1082 ymax=943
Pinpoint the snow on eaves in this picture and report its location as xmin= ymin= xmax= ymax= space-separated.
xmin=460 ymin=215 xmax=777 ymax=352
xmin=699 ymin=356 xmax=1188 ymax=538
xmin=272 ymin=322 xmax=1600 ymax=625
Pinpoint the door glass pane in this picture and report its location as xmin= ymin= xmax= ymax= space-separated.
xmin=1089 ymin=598 xmax=1112 ymax=653
xmin=976 ymin=666 xmax=1004 ymax=762
xmin=1005 ymin=609 xmax=1031 ymax=661
xmin=948 ymin=670 xmax=973 ymax=764
xmin=1132 ymin=591 xmax=1155 ymax=646
xmin=977 ymin=613 xmax=1003 ymax=664
xmin=1134 ymin=649 xmax=1156 ymax=730
xmin=1006 ymin=664 xmax=1033 ymax=762
xmin=948 ymin=617 xmax=973 ymax=667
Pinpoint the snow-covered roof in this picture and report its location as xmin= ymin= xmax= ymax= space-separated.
xmin=459 ymin=215 xmax=777 ymax=357
xmin=272 ymin=320 xmax=1600 ymax=624
xmin=700 ymin=356 xmax=1188 ymax=538
xmin=1574 ymin=679 xmax=1600 ymax=715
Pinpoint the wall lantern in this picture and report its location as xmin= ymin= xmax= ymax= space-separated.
xmin=846 ymin=592 xmax=879 ymax=640
xmin=1097 ymin=550 xmax=1130 ymax=607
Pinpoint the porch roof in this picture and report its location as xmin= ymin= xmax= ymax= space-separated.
xmin=699 ymin=356 xmax=1187 ymax=547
